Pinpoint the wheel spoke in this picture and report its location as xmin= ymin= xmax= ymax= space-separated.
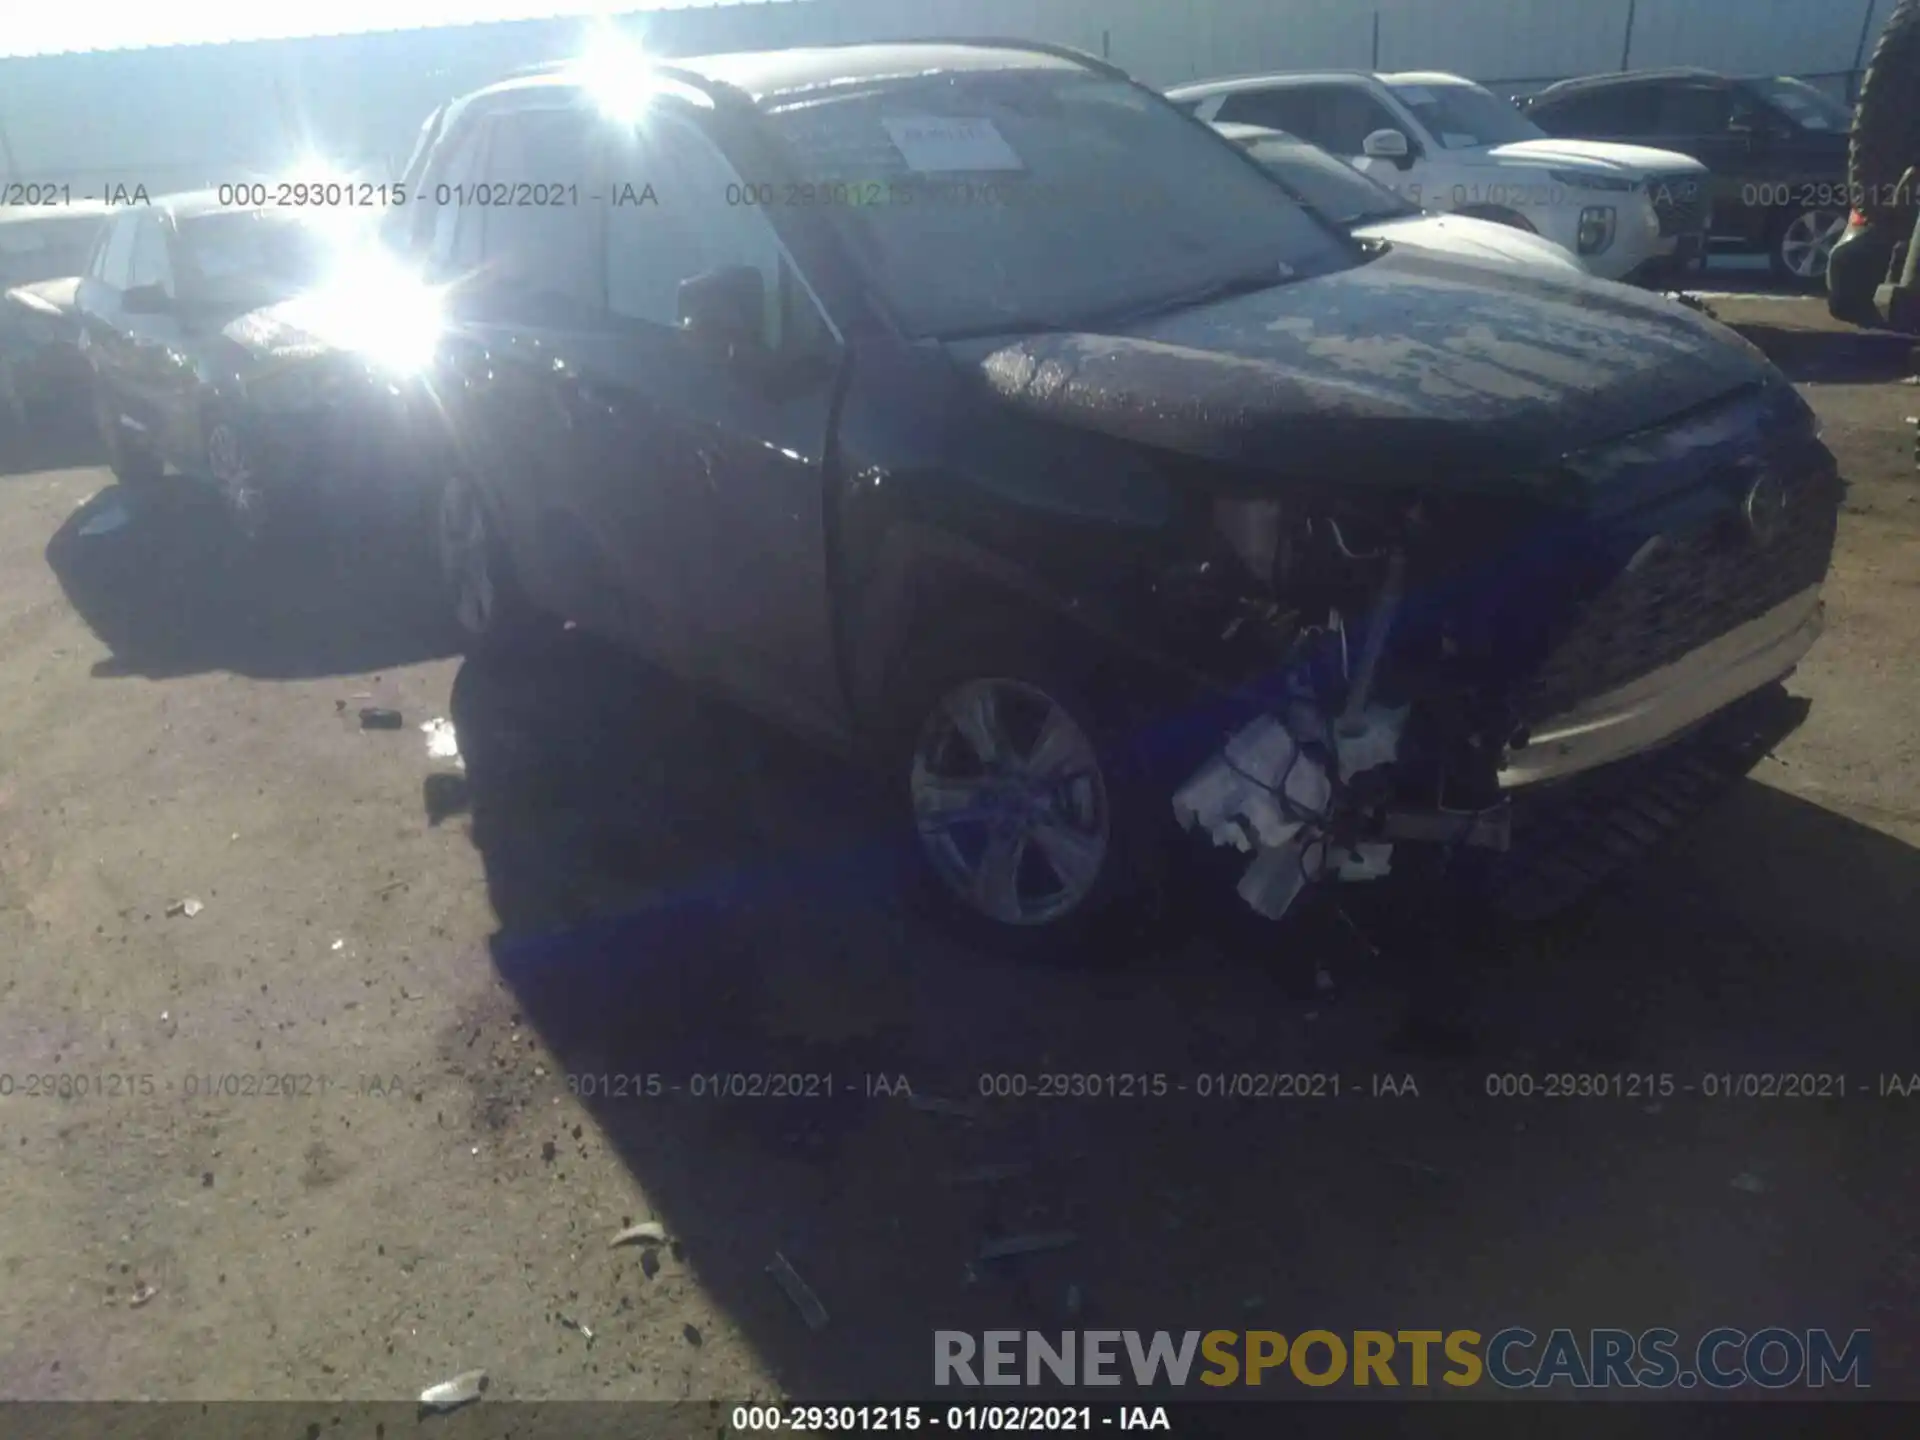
xmin=1024 ymin=702 xmax=1086 ymax=779
xmin=912 ymin=773 xmax=992 ymax=830
xmin=1028 ymin=818 xmax=1103 ymax=896
xmin=945 ymin=684 xmax=1007 ymax=765
xmin=970 ymin=830 xmax=1027 ymax=921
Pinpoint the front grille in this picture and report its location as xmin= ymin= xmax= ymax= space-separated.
xmin=1516 ymin=458 xmax=1840 ymax=724
xmin=1647 ymin=172 xmax=1710 ymax=236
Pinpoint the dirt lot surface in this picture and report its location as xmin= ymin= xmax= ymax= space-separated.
xmin=1 ymin=297 xmax=1916 ymax=1406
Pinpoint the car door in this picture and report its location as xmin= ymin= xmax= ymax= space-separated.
xmin=117 ymin=211 xmax=193 ymax=460
xmin=77 ymin=211 xmax=140 ymax=425
xmin=1651 ymin=80 xmax=1755 ymax=242
xmin=133 ymin=215 xmax=205 ymax=469
xmin=581 ymin=107 xmax=847 ymax=739
xmin=421 ymin=105 xmax=614 ymax=637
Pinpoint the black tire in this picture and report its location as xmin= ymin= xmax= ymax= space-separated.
xmin=434 ymin=469 xmax=544 ymax=653
xmin=203 ymin=410 xmax=285 ymax=545
xmin=882 ymin=611 xmax=1165 ymax=964
xmin=1770 ymin=203 xmax=1848 ymax=287
xmin=95 ymin=385 xmax=161 ymax=486
xmin=1851 ymin=0 xmax=1920 ymax=231
xmin=1454 ymin=205 xmax=1537 ymax=233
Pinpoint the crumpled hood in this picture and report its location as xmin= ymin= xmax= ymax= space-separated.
xmin=218 ymin=297 xmax=340 ymax=369
xmin=1483 ymin=138 xmax=1709 ymax=176
xmin=953 ymin=246 xmax=1774 ymax=493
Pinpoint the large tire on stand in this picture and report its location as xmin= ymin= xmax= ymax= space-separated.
xmin=1851 ymin=0 xmax=1920 ymax=232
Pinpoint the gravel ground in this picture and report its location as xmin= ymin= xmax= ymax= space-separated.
xmin=0 ymin=297 xmax=1916 ymax=1404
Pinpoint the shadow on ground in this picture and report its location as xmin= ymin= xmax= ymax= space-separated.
xmin=0 ymin=405 xmax=103 ymax=477
xmin=445 ymin=633 xmax=1920 ymax=1400
xmin=44 ymin=479 xmax=458 ymax=681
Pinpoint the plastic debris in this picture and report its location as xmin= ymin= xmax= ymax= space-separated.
xmin=359 ymin=706 xmax=404 ymax=730
xmin=766 ymin=1251 xmax=829 ymax=1331
xmin=609 ymin=1220 xmax=668 ymax=1249
xmin=78 ymin=500 xmax=132 ymax=538
xmin=558 ymin=1312 xmax=594 ymax=1342
xmin=1731 ymin=1172 xmax=1768 ymax=1194
xmin=1173 ymin=714 xmax=1331 ymax=854
xmin=979 ymin=1231 xmax=1078 ymax=1262
xmin=128 ymin=1282 xmax=157 ymax=1307
xmin=944 ymin=1162 xmax=1032 ymax=1186
xmin=419 ymin=1369 xmax=487 ymax=1411
xmin=422 ymin=717 xmax=463 ymax=768
xmin=164 ymin=898 xmax=203 ymax=919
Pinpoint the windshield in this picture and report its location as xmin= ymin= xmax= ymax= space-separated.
xmin=1388 ymin=81 xmax=1545 ymax=149
xmin=761 ymin=69 xmax=1353 ymax=338
xmin=1745 ymin=76 xmax=1854 ymax=133
xmin=0 ymin=214 xmax=108 ymax=287
xmin=1239 ymin=133 xmax=1419 ymax=226
xmin=175 ymin=209 xmax=334 ymax=305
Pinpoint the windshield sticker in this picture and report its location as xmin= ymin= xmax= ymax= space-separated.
xmin=1440 ymin=132 xmax=1481 ymax=148
xmin=881 ymin=116 xmax=1026 ymax=173
xmin=1395 ymin=86 xmax=1436 ymax=105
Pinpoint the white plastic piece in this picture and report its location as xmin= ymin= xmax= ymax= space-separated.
xmin=1333 ymin=704 xmax=1409 ymax=782
xmin=1171 ymin=716 xmax=1332 ymax=852
xmin=1236 ymin=833 xmax=1327 ymax=921
xmin=1333 ymin=842 xmax=1395 ymax=882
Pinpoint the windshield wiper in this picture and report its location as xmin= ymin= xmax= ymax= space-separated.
xmin=1091 ymin=267 xmax=1297 ymax=329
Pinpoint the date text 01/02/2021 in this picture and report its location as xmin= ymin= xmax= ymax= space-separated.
xmin=729 ymin=1404 xmax=1171 ymax=1433
xmin=561 ymin=1072 xmax=1425 ymax=1101
xmin=0 ymin=1072 xmax=408 ymax=1100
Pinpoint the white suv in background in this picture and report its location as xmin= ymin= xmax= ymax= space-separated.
xmin=1169 ymin=70 xmax=1711 ymax=283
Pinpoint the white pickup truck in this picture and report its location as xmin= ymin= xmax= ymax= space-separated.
xmin=1169 ymin=70 xmax=1712 ymax=283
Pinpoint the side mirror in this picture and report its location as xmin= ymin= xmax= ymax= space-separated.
xmin=677 ymin=265 xmax=765 ymax=361
xmin=120 ymin=283 xmax=172 ymax=316
xmin=1362 ymin=128 xmax=1411 ymax=161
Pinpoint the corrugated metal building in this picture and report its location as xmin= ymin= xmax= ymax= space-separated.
xmin=0 ymin=0 xmax=1895 ymax=194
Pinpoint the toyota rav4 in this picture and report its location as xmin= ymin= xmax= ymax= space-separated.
xmin=393 ymin=41 xmax=1840 ymax=955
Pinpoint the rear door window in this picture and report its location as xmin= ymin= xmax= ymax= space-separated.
xmin=1657 ymin=83 xmax=1734 ymax=135
xmin=425 ymin=119 xmax=492 ymax=276
xmin=126 ymin=214 xmax=176 ymax=297
xmin=475 ymin=106 xmax=604 ymax=309
xmin=99 ymin=214 xmax=139 ymax=291
xmin=1216 ymin=87 xmax=1327 ymax=140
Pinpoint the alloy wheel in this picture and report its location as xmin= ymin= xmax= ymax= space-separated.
xmin=437 ymin=478 xmax=495 ymax=637
xmin=1780 ymin=208 xmax=1847 ymax=281
xmin=910 ymin=677 xmax=1111 ymax=927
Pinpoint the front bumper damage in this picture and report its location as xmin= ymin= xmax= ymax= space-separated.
xmin=1170 ymin=586 xmax=1822 ymax=927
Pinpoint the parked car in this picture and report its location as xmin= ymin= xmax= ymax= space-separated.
xmin=1210 ymin=121 xmax=1587 ymax=276
xmin=76 ymin=193 xmax=423 ymax=539
xmin=1518 ymin=68 xmax=1852 ymax=285
xmin=0 ymin=203 xmax=112 ymax=433
xmin=1167 ymin=71 xmax=1711 ymax=283
xmin=395 ymin=40 xmax=1838 ymax=955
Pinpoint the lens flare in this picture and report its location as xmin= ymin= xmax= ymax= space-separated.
xmin=571 ymin=24 xmax=657 ymax=124
xmin=284 ymin=240 xmax=444 ymax=377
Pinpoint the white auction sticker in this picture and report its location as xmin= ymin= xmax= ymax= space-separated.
xmin=880 ymin=115 xmax=1026 ymax=173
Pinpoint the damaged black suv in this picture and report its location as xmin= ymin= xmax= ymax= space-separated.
xmin=403 ymin=41 xmax=1840 ymax=953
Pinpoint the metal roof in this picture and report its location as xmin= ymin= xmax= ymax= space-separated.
xmin=480 ymin=38 xmax=1112 ymax=110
